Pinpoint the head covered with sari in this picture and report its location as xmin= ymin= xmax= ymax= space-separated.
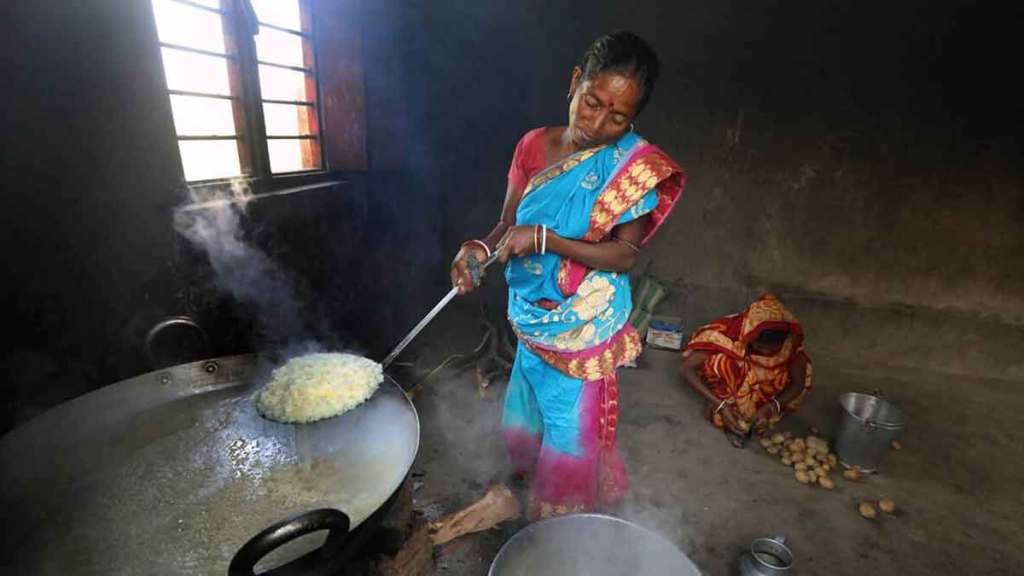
xmin=683 ymin=294 xmax=813 ymax=427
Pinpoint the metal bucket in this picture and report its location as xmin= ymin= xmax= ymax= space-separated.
xmin=834 ymin=393 xmax=906 ymax=473
xmin=489 ymin=514 xmax=702 ymax=576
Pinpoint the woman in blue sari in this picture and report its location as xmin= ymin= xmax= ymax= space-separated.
xmin=451 ymin=32 xmax=685 ymax=519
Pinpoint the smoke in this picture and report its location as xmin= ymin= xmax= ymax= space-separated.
xmin=174 ymin=180 xmax=308 ymax=348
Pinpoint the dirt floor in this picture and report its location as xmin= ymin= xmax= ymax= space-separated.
xmin=408 ymin=328 xmax=1024 ymax=575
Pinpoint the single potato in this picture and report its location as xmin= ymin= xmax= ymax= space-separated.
xmin=859 ymin=502 xmax=878 ymax=519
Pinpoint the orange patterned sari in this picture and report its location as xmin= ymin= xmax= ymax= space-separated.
xmin=682 ymin=294 xmax=812 ymax=428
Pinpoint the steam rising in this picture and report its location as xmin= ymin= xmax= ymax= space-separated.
xmin=174 ymin=180 xmax=307 ymax=347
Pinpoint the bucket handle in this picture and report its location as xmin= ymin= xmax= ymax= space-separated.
xmin=862 ymin=389 xmax=884 ymax=430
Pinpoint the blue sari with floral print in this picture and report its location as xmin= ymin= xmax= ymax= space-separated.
xmin=499 ymin=129 xmax=684 ymax=518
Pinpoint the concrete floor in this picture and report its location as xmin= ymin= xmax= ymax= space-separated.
xmin=409 ymin=334 xmax=1024 ymax=575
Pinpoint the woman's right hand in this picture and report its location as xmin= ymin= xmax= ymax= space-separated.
xmin=450 ymin=243 xmax=489 ymax=295
xmin=718 ymin=403 xmax=748 ymax=436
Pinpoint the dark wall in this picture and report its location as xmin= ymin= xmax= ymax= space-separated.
xmin=358 ymin=0 xmax=1024 ymax=379
xmin=1 ymin=0 xmax=186 ymax=424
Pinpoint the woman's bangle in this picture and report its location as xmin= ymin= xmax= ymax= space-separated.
xmin=714 ymin=398 xmax=734 ymax=414
xmin=462 ymin=239 xmax=491 ymax=258
xmin=540 ymin=225 xmax=548 ymax=255
xmin=614 ymin=235 xmax=640 ymax=254
xmin=533 ymin=225 xmax=539 ymax=254
xmin=772 ymin=398 xmax=782 ymax=415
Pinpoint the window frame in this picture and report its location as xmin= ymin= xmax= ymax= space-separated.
xmin=154 ymin=0 xmax=332 ymax=192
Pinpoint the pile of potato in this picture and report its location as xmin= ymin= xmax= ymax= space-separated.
xmin=760 ymin=432 xmax=838 ymax=489
xmin=760 ymin=430 xmax=901 ymax=520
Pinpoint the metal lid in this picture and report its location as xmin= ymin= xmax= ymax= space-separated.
xmin=489 ymin=514 xmax=702 ymax=576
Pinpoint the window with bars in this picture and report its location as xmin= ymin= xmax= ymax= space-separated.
xmin=151 ymin=0 xmax=323 ymax=183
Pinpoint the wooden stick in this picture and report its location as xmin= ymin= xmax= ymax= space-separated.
xmin=429 ymin=484 xmax=521 ymax=546
xmin=369 ymin=519 xmax=434 ymax=576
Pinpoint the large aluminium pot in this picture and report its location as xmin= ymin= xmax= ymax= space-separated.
xmin=489 ymin=514 xmax=702 ymax=576
xmin=0 ymin=353 xmax=419 ymax=575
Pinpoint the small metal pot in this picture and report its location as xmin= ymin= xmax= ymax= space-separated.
xmin=737 ymin=536 xmax=793 ymax=576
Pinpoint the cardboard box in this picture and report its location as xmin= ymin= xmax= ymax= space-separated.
xmin=645 ymin=316 xmax=685 ymax=350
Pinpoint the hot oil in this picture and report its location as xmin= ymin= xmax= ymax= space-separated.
xmin=294 ymin=424 xmax=313 ymax=474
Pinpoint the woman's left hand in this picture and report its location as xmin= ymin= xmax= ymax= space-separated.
xmin=496 ymin=225 xmax=541 ymax=263
xmin=753 ymin=402 xmax=779 ymax=433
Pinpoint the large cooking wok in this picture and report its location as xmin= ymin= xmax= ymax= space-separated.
xmin=0 ymin=353 xmax=419 ymax=575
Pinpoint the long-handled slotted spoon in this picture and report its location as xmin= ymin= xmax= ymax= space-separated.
xmin=381 ymin=252 xmax=500 ymax=369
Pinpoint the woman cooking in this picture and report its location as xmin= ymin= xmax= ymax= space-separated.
xmin=450 ymin=32 xmax=685 ymax=520
xmin=679 ymin=294 xmax=813 ymax=447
